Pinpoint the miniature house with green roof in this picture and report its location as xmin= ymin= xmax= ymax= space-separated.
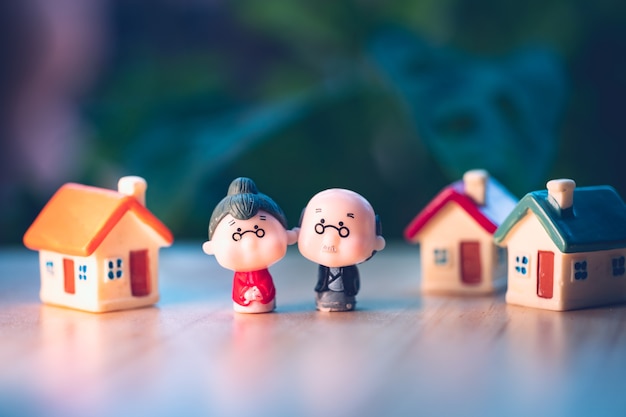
xmin=404 ymin=170 xmax=517 ymax=295
xmin=494 ymin=179 xmax=626 ymax=311
xmin=23 ymin=176 xmax=174 ymax=313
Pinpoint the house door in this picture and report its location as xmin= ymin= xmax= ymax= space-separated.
xmin=130 ymin=250 xmax=150 ymax=297
xmin=63 ymin=258 xmax=75 ymax=294
xmin=537 ymin=251 xmax=554 ymax=299
xmin=460 ymin=241 xmax=482 ymax=284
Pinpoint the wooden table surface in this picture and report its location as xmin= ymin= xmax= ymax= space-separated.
xmin=1 ymin=242 xmax=626 ymax=417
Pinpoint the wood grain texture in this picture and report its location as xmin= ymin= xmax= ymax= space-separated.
xmin=1 ymin=243 xmax=626 ymax=417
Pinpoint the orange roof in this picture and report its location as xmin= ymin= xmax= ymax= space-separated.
xmin=23 ymin=183 xmax=174 ymax=256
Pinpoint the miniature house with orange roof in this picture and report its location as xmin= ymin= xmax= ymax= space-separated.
xmin=23 ymin=176 xmax=174 ymax=313
xmin=494 ymin=179 xmax=626 ymax=311
xmin=404 ymin=170 xmax=517 ymax=294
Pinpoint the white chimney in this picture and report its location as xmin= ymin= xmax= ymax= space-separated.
xmin=546 ymin=179 xmax=575 ymax=210
xmin=463 ymin=169 xmax=488 ymax=206
xmin=118 ymin=176 xmax=147 ymax=206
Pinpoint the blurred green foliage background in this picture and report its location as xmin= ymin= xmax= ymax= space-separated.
xmin=2 ymin=0 xmax=626 ymax=245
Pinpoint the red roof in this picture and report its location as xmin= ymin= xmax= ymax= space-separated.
xmin=404 ymin=178 xmax=517 ymax=241
xmin=24 ymin=183 xmax=174 ymax=256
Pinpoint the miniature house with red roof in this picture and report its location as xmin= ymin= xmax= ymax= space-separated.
xmin=494 ymin=179 xmax=626 ymax=311
xmin=404 ymin=170 xmax=517 ymax=294
xmin=23 ymin=176 xmax=174 ymax=313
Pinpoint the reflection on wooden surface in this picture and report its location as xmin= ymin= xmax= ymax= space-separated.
xmin=1 ymin=243 xmax=626 ymax=417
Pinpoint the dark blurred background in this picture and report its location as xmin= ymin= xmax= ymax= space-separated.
xmin=2 ymin=0 xmax=626 ymax=245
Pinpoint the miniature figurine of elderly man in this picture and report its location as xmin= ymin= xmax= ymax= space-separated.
xmin=202 ymin=177 xmax=297 ymax=313
xmin=298 ymin=189 xmax=385 ymax=312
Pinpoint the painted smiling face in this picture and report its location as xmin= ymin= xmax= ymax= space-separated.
xmin=298 ymin=189 xmax=385 ymax=268
xmin=203 ymin=210 xmax=295 ymax=272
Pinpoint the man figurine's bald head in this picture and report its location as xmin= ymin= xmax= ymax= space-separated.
xmin=298 ymin=189 xmax=385 ymax=268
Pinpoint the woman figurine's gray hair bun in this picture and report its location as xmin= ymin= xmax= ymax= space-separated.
xmin=208 ymin=177 xmax=288 ymax=239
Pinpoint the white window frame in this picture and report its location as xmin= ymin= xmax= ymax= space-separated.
xmin=105 ymin=257 xmax=124 ymax=282
xmin=78 ymin=264 xmax=88 ymax=281
xmin=571 ymin=258 xmax=588 ymax=282
xmin=45 ymin=260 xmax=54 ymax=276
xmin=433 ymin=247 xmax=451 ymax=267
xmin=611 ymin=255 xmax=625 ymax=277
xmin=514 ymin=253 xmax=530 ymax=277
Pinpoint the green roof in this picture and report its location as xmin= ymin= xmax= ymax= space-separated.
xmin=494 ymin=186 xmax=626 ymax=253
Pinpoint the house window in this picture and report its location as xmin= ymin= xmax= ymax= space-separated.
xmin=612 ymin=256 xmax=625 ymax=277
xmin=45 ymin=261 xmax=54 ymax=275
xmin=573 ymin=260 xmax=588 ymax=280
xmin=514 ymin=254 xmax=529 ymax=276
xmin=78 ymin=264 xmax=88 ymax=281
xmin=434 ymin=248 xmax=449 ymax=266
xmin=106 ymin=258 xmax=123 ymax=281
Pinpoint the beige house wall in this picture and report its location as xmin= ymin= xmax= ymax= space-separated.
xmin=415 ymin=203 xmax=504 ymax=294
xmin=503 ymin=212 xmax=626 ymax=310
xmin=38 ymin=211 xmax=165 ymax=312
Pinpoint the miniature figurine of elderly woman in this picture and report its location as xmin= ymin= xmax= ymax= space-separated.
xmin=298 ymin=189 xmax=385 ymax=312
xmin=202 ymin=177 xmax=297 ymax=313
